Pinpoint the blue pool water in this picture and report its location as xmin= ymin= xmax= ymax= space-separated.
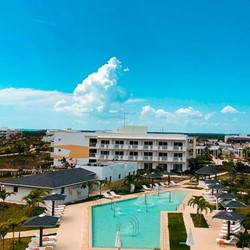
xmin=92 ymin=190 xmax=188 ymax=249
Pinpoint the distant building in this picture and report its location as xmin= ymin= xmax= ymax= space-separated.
xmin=50 ymin=126 xmax=189 ymax=173
xmin=0 ymin=127 xmax=20 ymax=139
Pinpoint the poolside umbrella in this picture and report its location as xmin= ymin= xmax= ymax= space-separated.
xmin=208 ymin=183 xmax=228 ymax=195
xmin=43 ymin=193 xmax=66 ymax=216
xmin=204 ymin=179 xmax=220 ymax=185
xmin=214 ymin=192 xmax=236 ymax=200
xmin=115 ymin=230 xmax=122 ymax=250
xmin=22 ymin=214 xmax=59 ymax=247
xmin=213 ymin=211 xmax=245 ymax=239
xmin=162 ymin=170 xmax=174 ymax=185
xmin=195 ymin=165 xmax=219 ymax=178
xmin=221 ymin=199 xmax=247 ymax=209
xmin=146 ymin=172 xmax=162 ymax=186
xmin=186 ymin=228 xmax=194 ymax=246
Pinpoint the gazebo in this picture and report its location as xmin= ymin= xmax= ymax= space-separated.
xmin=195 ymin=165 xmax=219 ymax=179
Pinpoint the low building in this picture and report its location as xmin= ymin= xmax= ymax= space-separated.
xmin=78 ymin=161 xmax=137 ymax=183
xmin=0 ymin=168 xmax=97 ymax=204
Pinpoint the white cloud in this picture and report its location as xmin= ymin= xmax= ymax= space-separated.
xmin=141 ymin=105 xmax=169 ymax=118
xmin=203 ymin=112 xmax=215 ymax=120
xmin=55 ymin=57 xmax=129 ymax=117
xmin=176 ymin=107 xmax=202 ymax=117
xmin=0 ymin=88 xmax=69 ymax=108
xmin=220 ymin=105 xmax=239 ymax=114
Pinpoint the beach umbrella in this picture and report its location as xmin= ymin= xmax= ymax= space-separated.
xmin=43 ymin=193 xmax=66 ymax=216
xmin=221 ymin=199 xmax=247 ymax=209
xmin=22 ymin=214 xmax=59 ymax=247
xmin=115 ymin=230 xmax=122 ymax=250
xmin=162 ymin=170 xmax=174 ymax=185
xmin=213 ymin=211 xmax=245 ymax=239
xmin=204 ymin=179 xmax=220 ymax=185
xmin=195 ymin=165 xmax=219 ymax=178
xmin=146 ymin=172 xmax=162 ymax=186
xmin=214 ymin=192 xmax=236 ymax=200
xmin=208 ymin=183 xmax=228 ymax=195
xmin=186 ymin=228 xmax=194 ymax=246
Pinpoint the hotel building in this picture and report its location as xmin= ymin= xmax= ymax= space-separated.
xmin=51 ymin=126 xmax=189 ymax=172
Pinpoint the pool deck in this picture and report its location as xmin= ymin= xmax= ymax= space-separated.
xmin=51 ymin=180 xmax=238 ymax=250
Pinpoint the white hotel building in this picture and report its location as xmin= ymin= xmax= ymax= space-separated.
xmin=51 ymin=126 xmax=189 ymax=173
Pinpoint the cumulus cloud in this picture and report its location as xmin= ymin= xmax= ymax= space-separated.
xmin=141 ymin=105 xmax=170 ymax=118
xmin=55 ymin=57 xmax=129 ymax=117
xmin=220 ymin=105 xmax=239 ymax=114
xmin=175 ymin=107 xmax=202 ymax=117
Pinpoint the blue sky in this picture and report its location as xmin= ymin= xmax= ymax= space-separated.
xmin=0 ymin=1 xmax=250 ymax=133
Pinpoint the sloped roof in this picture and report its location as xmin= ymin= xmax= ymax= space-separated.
xmin=0 ymin=168 xmax=96 ymax=189
xmin=195 ymin=165 xmax=219 ymax=175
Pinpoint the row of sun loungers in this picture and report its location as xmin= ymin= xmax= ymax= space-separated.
xmin=142 ymin=181 xmax=179 ymax=191
xmin=25 ymin=234 xmax=57 ymax=250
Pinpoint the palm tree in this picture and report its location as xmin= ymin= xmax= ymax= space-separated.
xmin=85 ymin=180 xmax=99 ymax=198
xmin=16 ymin=216 xmax=28 ymax=243
xmin=187 ymin=195 xmax=213 ymax=224
xmin=0 ymin=222 xmax=9 ymax=250
xmin=98 ymin=179 xmax=110 ymax=196
xmin=8 ymin=218 xmax=19 ymax=250
xmin=230 ymin=231 xmax=250 ymax=250
xmin=22 ymin=188 xmax=48 ymax=215
xmin=0 ymin=189 xmax=16 ymax=204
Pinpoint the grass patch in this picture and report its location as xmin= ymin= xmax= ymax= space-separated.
xmin=168 ymin=213 xmax=190 ymax=250
xmin=190 ymin=213 xmax=209 ymax=228
xmin=0 ymin=237 xmax=31 ymax=250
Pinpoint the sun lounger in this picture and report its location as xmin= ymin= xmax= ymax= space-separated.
xmin=34 ymin=233 xmax=57 ymax=241
xmin=216 ymin=235 xmax=236 ymax=245
xmin=169 ymin=181 xmax=179 ymax=186
xmin=102 ymin=192 xmax=114 ymax=199
xmin=110 ymin=191 xmax=121 ymax=198
xmin=159 ymin=182 xmax=167 ymax=187
xmin=142 ymin=185 xmax=152 ymax=191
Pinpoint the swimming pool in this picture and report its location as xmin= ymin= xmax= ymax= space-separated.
xmin=92 ymin=190 xmax=188 ymax=249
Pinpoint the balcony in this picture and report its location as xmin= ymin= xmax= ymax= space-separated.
xmin=143 ymin=156 xmax=153 ymax=160
xmin=129 ymin=145 xmax=138 ymax=149
xmin=89 ymin=143 xmax=97 ymax=147
xmin=89 ymin=153 xmax=96 ymax=158
xmin=143 ymin=145 xmax=153 ymax=150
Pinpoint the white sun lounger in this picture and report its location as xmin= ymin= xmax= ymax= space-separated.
xmin=142 ymin=185 xmax=152 ymax=191
xmin=102 ymin=192 xmax=114 ymax=199
xmin=216 ymin=235 xmax=236 ymax=245
xmin=110 ymin=191 xmax=121 ymax=198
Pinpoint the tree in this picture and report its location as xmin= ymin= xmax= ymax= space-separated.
xmin=230 ymin=231 xmax=250 ymax=250
xmin=0 ymin=222 xmax=9 ymax=250
xmin=16 ymin=216 xmax=28 ymax=243
xmin=98 ymin=179 xmax=110 ymax=196
xmin=0 ymin=189 xmax=15 ymax=204
xmin=22 ymin=188 xmax=48 ymax=215
xmin=8 ymin=218 xmax=19 ymax=250
xmin=85 ymin=180 xmax=99 ymax=198
xmin=187 ymin=195 xmax=213 ymax=224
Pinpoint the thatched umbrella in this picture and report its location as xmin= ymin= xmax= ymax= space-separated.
xmin=196 ymin=165 xmax=219 ymax=179
xmin=221 ymin=199 xmax=247 ymax=209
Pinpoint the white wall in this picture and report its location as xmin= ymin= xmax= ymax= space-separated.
xmin=3 ymin=184 xmax=89 ymax=204
xmin=78 ymin=162 xmax=137 ymax=183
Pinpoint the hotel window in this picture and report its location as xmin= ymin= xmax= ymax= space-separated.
xmin=174 ymin=142 xmax=183 ymax=147
xmin=115 ymin=151 xmax=124 ymax=156
xmin=101 ymin=140 xmax=110 ymax=145
xmin=129 ymin=141 xmax=138 ymax=145
xmin=159 ymin=141 xmax=168 ymax=146
xmin=115 ymin=140 xmax=124 ymax=145
xmin=100 ymin=151 xmax=109 ymax=155
xmin=129 ymin=151 xmax=138 ymax=156
xmin=144 ymin=163 xmax=153 ymax=170
xmin=61 ymin=187 xmax=65 ymax=194
xmin=144 ymin=141 xmax=153 ymax=146
xmin=118 ymin=174 xmax=121 ymax=179
xmin=13 ymin=186 xmax=18 ymax=193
